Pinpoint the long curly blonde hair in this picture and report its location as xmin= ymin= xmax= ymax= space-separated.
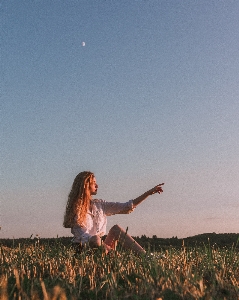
xmin=63 ymin=171 xmax=94 ymax=228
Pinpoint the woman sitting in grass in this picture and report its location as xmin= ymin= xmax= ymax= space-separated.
xmin=63 ymin=171 xmax=164 ymax=255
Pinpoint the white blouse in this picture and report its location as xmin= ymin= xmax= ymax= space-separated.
xmin=71 ymin=199 xmax=135 ymax=244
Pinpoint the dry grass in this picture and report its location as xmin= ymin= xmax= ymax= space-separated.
xmin=0 ymin=241 xmax=238 ymax=299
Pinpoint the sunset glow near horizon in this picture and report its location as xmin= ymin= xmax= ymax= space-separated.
xmin=1 ymin=1 xmax=239 ymax=239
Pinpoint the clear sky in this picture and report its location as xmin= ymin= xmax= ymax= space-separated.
xmin=1 ymin=0 xmax=239 ymax=239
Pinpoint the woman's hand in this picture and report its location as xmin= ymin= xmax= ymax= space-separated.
xmin=132 ymin=183 xmax=165 ymax=207
xmin=103 ymin=242 xmax=113 ymax=254
xmin=148 ymin=183 xmax=164 ymax=195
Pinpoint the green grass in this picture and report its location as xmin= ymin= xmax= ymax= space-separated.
xmin=0 ymin=241 xmax=238 ymax=299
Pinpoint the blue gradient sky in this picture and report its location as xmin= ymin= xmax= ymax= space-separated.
xmin=1 ymin=1 xmax=239 ymax=239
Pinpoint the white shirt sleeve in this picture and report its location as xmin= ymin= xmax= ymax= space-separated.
xmin=103 ymin=199 xmax=135 ymax=216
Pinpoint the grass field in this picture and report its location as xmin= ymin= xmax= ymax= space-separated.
xmin=0 ymin=240 xmax=239 ymax=299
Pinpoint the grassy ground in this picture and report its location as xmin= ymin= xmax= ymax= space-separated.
xmin=0 ymin=241 xmax=239 ymax=299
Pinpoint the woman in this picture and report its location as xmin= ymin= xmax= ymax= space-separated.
xmin=63 ymin=171 xmax=164 ymax=255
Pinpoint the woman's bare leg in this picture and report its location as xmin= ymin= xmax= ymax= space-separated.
xmin=104 ymin=224 xmax=146 ymax=255
xmin=89 ymin=235 xmax=102 ymax=248
xmin=89 ymin=235 xmax=112 ymax=253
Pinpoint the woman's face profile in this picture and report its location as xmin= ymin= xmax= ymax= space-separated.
xmin=89 ymin=177 xmax=98 ymax=195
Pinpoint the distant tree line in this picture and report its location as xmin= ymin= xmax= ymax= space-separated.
xmin=1 ymin=233 xmax=238 ymax=250
xmin=133 ymin=233 xmax=239 ymax=251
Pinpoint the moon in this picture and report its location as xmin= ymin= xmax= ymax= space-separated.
xmin=82 ymin=42 xmax=86 ymax=47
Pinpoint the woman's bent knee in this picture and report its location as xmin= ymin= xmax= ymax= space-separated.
xmin=109 ymin=224 xmax=125 ymax=236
